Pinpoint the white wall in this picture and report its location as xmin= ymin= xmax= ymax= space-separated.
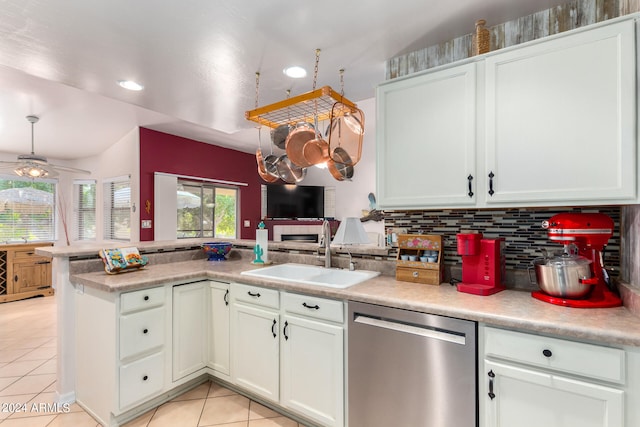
xmin=299 ymin=97 xmax=384 ymax=241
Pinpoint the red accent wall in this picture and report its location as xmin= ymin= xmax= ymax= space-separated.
xmin=139 ymin=128 xmax=262 ymax=241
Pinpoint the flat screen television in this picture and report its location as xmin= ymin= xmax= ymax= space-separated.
xmin=266 ymin=184 xmax=324 ymax=219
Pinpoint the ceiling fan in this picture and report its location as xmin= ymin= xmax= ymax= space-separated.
xmin=0 ymin=115 xmax=90 ymax=178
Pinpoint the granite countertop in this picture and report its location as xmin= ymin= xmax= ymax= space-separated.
xmin=69 ymin=258 xmax=640 ymax=348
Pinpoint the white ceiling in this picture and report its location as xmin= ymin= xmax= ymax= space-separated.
xmin=0 ymin=0 xmax=565 ymax=160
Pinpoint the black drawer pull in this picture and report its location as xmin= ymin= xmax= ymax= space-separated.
xmin=143 ymin=328 xmax=149 ymax=334
xmin=248 ymin=291 xmax=261 ymax=298
xmin=303 ymin=302 xmax=320 ymax=310
xmin=143 ymin=295 xmax=149 ymax=301
xmin=142 ymin=375 xmax=148 ymax=381
xmin=223 ymin=289 xmax=229 ymax=306
xmin=543 ymin=349 xmax=553 ymax=358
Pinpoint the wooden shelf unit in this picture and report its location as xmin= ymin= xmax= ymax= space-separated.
xmin=0 ymin=243 xmax=54 ymax=303
xmin=395 ymin=234 xmax=443 ymax=285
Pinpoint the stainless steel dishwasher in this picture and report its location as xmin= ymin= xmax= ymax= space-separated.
xmin=348 ymin=301 xmax=477 ymax=427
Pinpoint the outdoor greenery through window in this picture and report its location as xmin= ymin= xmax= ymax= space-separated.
xmin=177 ymin=180 xmax=237 ymax=239
xmin=73 ymin=180 xmax=96 ymax=241
xmin=0 ymin=176 xmax=56 ymax=242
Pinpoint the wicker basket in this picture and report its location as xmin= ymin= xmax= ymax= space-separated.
xmin=472 ymin=19 xmax=490 ymax=56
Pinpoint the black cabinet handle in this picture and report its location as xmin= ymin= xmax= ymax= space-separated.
xmin=284 ymin=321 xmax=289 ymax=340
xmin=303 ymin=302 xmax=320 ymax=310
xmin=142 ymin=375 xmax=148 ymax=381
xmin=467 ymin=174 xmax=474 ymax=198
xmin=223 ymin=289 xmax=229 ymax=306
xmin=543 ymin=349 xmax=553 ymax=358
xmin=488 ymin=370 xmax=496 ymax=400
xmin=35 ymin=260 xmax=51 ymax=265
xmin=14 ymin=275 xmax=18 ymax=282
xmin=143 ymin=328 xmax=148 ymax=334
xmin=143 ymin=295 xmax=149 ymax=301
xmin=248 ymin=291 xmax=261 ymax=298
xmin=488 ymin=171 xmax=495 ymax=196
xmin=271 ymin=319 xmax=277 ymax=338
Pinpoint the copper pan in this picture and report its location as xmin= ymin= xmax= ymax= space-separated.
xmin=328 ymin=102 xmax=364 ymax=166
xmin=302 ymin=117 xmax=330 ymax=166
xmin=256 ymin=128 xmax=278 ymax=182
xmin=285 ymin=122 xmax=315 ymax=168
xmin=276 ymin=155 xmax=307 ymax=184
xmin=256 ymin=149 xmax=278 ymax=182
xmin=327 ymin=147 xmax=354 ymax=181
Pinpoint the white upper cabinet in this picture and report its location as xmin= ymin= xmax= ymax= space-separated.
xmin=376 ymin=18 xmax=637 ymax=209
xmin=376 ymin=62 xmax=477 ymax=208
xmin=484 ymin=19 xmax=636 ymax=205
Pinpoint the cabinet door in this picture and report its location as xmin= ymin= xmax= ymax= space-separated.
xmin=209 ymin=281 xmax=230 ymax=378
xmin=484 ymin=20 xmax=636 ymax=205
xmin=231 ymin=302 xmax=279 ymax=402
xmin=482 ymin=360 xmax=623 ymax=427
xmin=172 ymin=281 xmax=207 ymax=381
xmin=12 ymin=260 xmax=51 ymax=293
xmin=377 ymin=62 xmax=477 ymax=208
xmin=281 ymin=314 xmax=344 ymax=427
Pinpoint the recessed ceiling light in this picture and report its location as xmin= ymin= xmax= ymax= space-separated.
xmin=283 ymin=66 xmax=307 ymax=78
xmin=118 ymin=80 xmax=144 ymax=91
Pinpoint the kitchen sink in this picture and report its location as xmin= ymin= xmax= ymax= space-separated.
xmin=240 ymin=263 xmax=380 ymax=289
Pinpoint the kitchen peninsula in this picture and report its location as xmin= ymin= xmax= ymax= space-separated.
xmin=38 ymin=239 xmax=640 ymax=427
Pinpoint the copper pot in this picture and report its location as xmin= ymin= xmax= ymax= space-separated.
xmin=285 ymin=122 xmax=315 ymax=167
xmin=328 ymin=102 xmax=364 ymax=166
xmin=276 ymin=155 xmax=306 ymax=183
xmin=256 ymin=149 xmax=278 ymax=182
xmin=327 ymin=147 xmax=354 ymax=181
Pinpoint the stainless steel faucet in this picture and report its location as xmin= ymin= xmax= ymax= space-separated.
xmin=322 ymin=219 xmax=331 ymax=268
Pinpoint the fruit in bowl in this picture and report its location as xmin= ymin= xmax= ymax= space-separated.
xmin=202 ymin=242 xmax=232 ymax=261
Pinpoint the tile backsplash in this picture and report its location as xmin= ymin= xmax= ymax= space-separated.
xmin=384 ymin=206 xmax=621 ymax=275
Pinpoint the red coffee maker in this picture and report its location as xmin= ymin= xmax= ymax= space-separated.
xmin=456 ymin=233 xmax=505 ymax=296
xmin=531 ymin=212 xmax=622 ymax=308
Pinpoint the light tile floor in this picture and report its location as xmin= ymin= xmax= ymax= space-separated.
xmin=0 ymin=296 xmax=304 ymax=427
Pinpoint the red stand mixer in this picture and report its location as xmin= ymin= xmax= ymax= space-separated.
xmin=531 ymin=212 xmax=622 ymax=308
xmin=456 ymin=233 xmax=506 ymax=296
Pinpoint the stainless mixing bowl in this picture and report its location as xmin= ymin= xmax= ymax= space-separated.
xmin=532 ymin=255 xmax=593 ymax=299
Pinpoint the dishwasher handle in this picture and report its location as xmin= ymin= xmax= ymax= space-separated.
xmin=353 ymin=314 xmax=466 ymax=345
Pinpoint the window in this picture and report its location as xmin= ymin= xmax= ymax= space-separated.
xmin=0 ymin=176 xmax=56 ymax=242
xmin=103 ymin=176 xmax=131 ymax=241
xmin=73 ymin=180 xmax=96 ymax=241
xmin=177 ymin=180 xmax=237 ymax=239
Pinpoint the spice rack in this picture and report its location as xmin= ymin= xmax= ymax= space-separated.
xmin=395 ymin=234 xmax=443 ymax=285
xmin=245 ymin=86 xmax=357 ymax=129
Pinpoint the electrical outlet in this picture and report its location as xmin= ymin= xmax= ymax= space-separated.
xmin=141 ymin=220 xmax=152 ymax=229
xmin=244 ymin=220 xmax=250 ymax=227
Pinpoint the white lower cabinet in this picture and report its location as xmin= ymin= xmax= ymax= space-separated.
xmin=230 ymin=283 xmax=345 ymax=427
xmin=172 ymin=281 xmax=208 ymax=381
xmin=75 ymin=285 xmax=169 ymax=427
xmin=480 ymin=326 xmax=626 ymax=427
xmin=231 ymin=283 xmax=280 ymax=402
xmin=209 ymin=280 xmax=231 ymax=379
xmin=281 ymin=293 xmax=344 ymax=427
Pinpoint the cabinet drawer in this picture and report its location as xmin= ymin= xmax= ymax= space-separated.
xmin=119 ymin=307 xmax=165 ymax=360
xmin=232 ymin=283 xmax=279 ymax=309
xmin=119 ymin=351 xmax=164 ymax=409
xmin=396 ymin=267 xmax=441 ymax=285
xmin=120 ymin=287 xmax=165 ymax=314
xmin=484 ymin=327 xmax=625 ymax=384
xmin=282 ymin=292 xmax=343 ymax=323
xmin=12 ymin=248 xmax=44 ymax=260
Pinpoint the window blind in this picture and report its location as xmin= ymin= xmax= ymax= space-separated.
xmin=103 ymin=176 xmax=131 ymax=241
xmin=73 ymin=179 xmax=96 ymax=241
xmin=0 ymin=175 xmax=56 ymax=242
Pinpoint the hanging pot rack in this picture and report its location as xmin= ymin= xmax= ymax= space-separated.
xmin=245 ymin=85 xmax=357 ymax=129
